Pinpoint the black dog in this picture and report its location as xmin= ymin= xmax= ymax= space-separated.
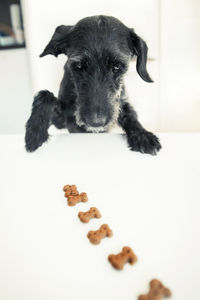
xmin=25 ymin=15 xmax=161 ymax=155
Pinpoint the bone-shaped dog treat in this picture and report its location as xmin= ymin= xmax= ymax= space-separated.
xmin=108 ymin=246 xmax=137 ymax=270
xmin=138 ymin=279 xmax=171 ymax=300
xmin=63 ymin=184 xmax=79 ymax=197
xmin=67 ymin=192 xmax=88 ymax=206
xmin=87 ymin=224 xmax=113 ymax=245
xmin=78 ymin=207 xmax=101 ymax=223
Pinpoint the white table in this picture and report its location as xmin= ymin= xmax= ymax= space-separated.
xmin=0 ymin=133 xmax=200 ymax=300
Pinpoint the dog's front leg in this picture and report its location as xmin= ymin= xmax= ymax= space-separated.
xmin=118 ymin=102 xmax=161 ymax=155
xmin=25 ymin=90 xmax=57 ymax=152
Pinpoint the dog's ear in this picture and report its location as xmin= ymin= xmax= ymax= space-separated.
xmin=40 ymin=25 xmax=72 ymax=58
xmin=128 ymin=29 xmax=153 ymax=83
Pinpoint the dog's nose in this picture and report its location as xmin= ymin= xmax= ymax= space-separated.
xmin=87 ymin=114 xmax=107 ymax=127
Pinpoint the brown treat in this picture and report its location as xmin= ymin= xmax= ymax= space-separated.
xmin=87 ymin=224 xmax=113 ymax=245
xmin=108 ymin=246 xmax=137 ymax=270
xmin=67 ymin=192 xmax=88 ymax=206
xmin=78 ymin=207 xmax=101 ymax=223
xmin=63 ymin=184 xmax=79 ymax=197
xmin=138 ymin=279 xmax=171 ymax=300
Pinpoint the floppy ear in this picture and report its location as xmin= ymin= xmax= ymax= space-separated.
xmin=40 ymin=25 xmax=72 ymax=57
xmin=129 ymin=29 xmax=153 ymax=83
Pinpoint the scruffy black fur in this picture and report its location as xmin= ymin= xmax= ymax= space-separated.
xmin=25 ymin=15 xmax=161 ymax=155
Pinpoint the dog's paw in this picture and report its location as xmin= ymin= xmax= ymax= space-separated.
xmin=127 ymin=131 xmax=161 ymax=155
xmin=25 ymin=125 xmax=49 ymax=152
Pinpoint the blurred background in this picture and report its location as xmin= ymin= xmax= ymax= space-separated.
xmin=0 ymin=0 xmax=200 ymax=134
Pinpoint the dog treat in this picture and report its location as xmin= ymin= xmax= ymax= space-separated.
xmin=63 ymin=184 xmax=88 ymax=206
xmin=87 ymin=224 xmax=113 ymax=245
xmin=63 ymin=184 xmax=79 ymax=197
xmin=78 ymin=207 xmax=101 ymax=223
xmin=108 ymin=246 xmax=137 ymax=270
xmin=67 ymin=192 xmax=88 ymax=206
xmin=138 ymin=279 xmax=171 ymax=300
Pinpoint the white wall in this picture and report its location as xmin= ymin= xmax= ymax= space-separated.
xmin=22 ymin=0 xmax=160 ymax=131
xmin=0 ymin=49 xmax=32 ymax=133
xmin=160 ymin=0 xmax=200 ymax=131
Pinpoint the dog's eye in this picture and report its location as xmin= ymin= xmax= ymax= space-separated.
xmin=73 ymin=61 xmax=89 ymax=72
xmin=72 ymin=61 xmax=87 ymax=71
xmin=74 ymin=62 xmax=83 ymax=70
xmin=112 ymin=63 xmax=121 ymax=73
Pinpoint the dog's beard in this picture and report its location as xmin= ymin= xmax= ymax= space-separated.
xmin=74 ymin=91 xmax=121 ymax=133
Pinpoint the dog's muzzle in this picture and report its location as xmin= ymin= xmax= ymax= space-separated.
xmin=86 ymin=114 xmax=107 ymax=127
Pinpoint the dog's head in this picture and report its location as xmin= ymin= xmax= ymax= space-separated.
xmin=40 ymin=16 xmax=153 ymax=132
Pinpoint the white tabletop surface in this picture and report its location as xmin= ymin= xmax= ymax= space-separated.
xmin=0 ymin=133 xmax=200 ymax=300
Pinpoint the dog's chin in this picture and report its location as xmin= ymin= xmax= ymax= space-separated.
xmin=75 ymin=118 xmax=110 ymax=133
xmin=84 ymin=124 xmax=107 ymax=133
